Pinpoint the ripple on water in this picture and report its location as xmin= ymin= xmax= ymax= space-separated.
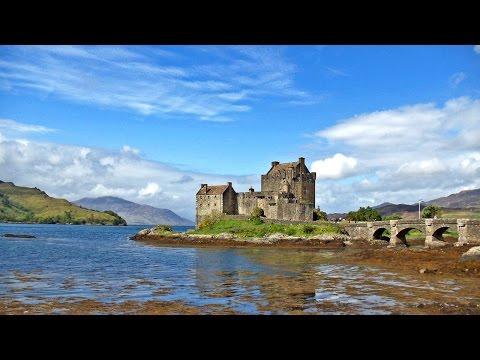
xmin=1 ymin=224 xmax=479 ymax=314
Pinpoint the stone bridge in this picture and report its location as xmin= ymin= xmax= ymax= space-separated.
xmin=341 ymin=219 xmax=480 ymax=247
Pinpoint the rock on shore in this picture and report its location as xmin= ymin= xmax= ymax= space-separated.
xmin=131 ymin=227 xmax=349 ymax=248
xmin=460 ymin=246 xmax=480 ymax=262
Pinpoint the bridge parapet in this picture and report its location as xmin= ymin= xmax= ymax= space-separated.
xmin=457 ymin=219 xmax=480 ymax=245
xmin=368 ymin=221 xmax=390 ymax=227
xmin=341 ymin=222 xmax=369 ymax=240
xmin=426 ymin=218 xmax=458 ymax=225
xmin=340 ymin=218 xmax=479 ymax=245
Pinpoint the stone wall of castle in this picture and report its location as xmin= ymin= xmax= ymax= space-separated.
xmin=222 ymin=187 xmax=238 ymax=215
xmin=260 ymin=159 xmax=316 ymax=206
xmin=196 ymin=158 xmax=316 ymax=225
xmin=196 ymin=194 xmax=223 ymax=225
xmin=237 ymin=192 xmax=313 ymax=222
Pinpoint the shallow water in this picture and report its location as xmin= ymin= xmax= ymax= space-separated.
xmin=0 ymin=223 xmax=478 ymax=314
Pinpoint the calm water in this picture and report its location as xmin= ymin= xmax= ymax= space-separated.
xmin=0 ymin=223 xmax=477 ymax=314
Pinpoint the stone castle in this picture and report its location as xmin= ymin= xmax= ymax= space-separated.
xmin=196 ymin=157 xmax=316 ymax=225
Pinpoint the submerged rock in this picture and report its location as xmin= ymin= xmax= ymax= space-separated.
xmin=3 ymin=234 xmax=36 ymax=238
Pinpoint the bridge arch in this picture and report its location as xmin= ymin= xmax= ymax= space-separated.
xmin=432 ymin=226 xmax=450 ymax=241
xmin=372 ymin=227 xmax=389 ymax=241
xmin=396 ymin=227 xmax=425 ymax=245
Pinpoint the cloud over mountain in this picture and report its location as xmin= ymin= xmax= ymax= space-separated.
xmin=311 ymin=97 xmax=480 ymax=212
xmin=0 ymin=132 xmax=257 ymax=220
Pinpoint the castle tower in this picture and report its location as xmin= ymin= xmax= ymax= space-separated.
xmin=261 ymin=157 xmax=316 ymax=205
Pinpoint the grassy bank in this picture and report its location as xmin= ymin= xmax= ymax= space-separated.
xmin=191 ymin=218 xmax=342 ymax=238
xmin=0 ymin=181 xmax=126 ymax=225
xmin=442 ymin=209 xmax=480 ymax=220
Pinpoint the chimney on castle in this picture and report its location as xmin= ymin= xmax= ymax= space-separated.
xmin=227 ymin=182 xmax=232 ymax=187
xmin=298 ymin=157 xmax=305 ymax=165
xmin=271 ymin=161 xmax=279 ymax=167
xmin=249 ymin=186 xmax=254 ymax=193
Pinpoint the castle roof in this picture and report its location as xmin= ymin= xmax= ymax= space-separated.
xmin=196 ymin=184 xmax=229 ymax=196
xmin=273 ymin=161 xmax=298 ymax=171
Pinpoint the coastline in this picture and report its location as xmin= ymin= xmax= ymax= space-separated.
xmin=132 ymin=232 xmax=350 ymax=249
xmin=133 ymin=231 xmax=480 ymax=279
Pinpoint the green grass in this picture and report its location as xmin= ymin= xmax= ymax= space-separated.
xmin=442 ymin=209 xmax=480 ymax=219
xmin=192 ymin=218 xmax=342 ymax=238
xmin=0 ymin=181 xmax=126 ymax=225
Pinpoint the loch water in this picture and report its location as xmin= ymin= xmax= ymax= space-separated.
xmin=0 ymin=223 xmax=478 ymax=314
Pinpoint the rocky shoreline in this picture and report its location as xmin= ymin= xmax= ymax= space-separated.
xmin=132 ymin=228 xmax=480 ymax=279
xmin=132 ymin=228 xmax=352 ymax=248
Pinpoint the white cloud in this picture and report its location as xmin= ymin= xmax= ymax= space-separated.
xmin=311 ymin=153 xmax=358 ymax=179
xmin=449 ymin=72 xmax=466 ymax=88
xmin=396 ymin=158 xmax=447 ymax=175
xmin=0 ymin=46 xmax=318 ymax=122
xmin=0 ymin=134 xmax=257 ymax=220
xmin=0 ymin=118 xmax=55 ymax=133
xmin=312 ymin=97 xmax=480 ymax=212
xmin=121 ymin=145 xmax=140 ymax=155
xmin=474 ymin=45 xmax=480 ymax=54
xmin=138 ymin=182 xmax=160 ymax=197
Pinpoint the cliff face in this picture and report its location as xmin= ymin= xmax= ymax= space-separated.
xmin=74 ymin=196 xmax=194 ymax=226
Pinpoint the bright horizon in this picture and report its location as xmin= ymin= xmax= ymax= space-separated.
xmin=1 ymin=45 xmax=479 ymax=220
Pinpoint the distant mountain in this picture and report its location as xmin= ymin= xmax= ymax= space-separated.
xmin=74 ymin=196 xmax=194 ymax=226
xmin=0 ymin=181 xmax=126 ymax=225
xmin=373 ymin=202 xmax=419 ymax=216
xmin=426 ymin=188 xmax=480 ymax=209
xmin=327 ymin=188 xmax=480 ymax=219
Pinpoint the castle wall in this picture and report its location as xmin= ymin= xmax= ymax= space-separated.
xmin=196 ymin=158 xmax=316 ymax=225
xmin=292 ymin=173 xmax=316 ymax=205
xmin=222 ymin=187 xmax=238 ymax=215
xmin=237 ymin=192 xmax=313 ymax=221
xmin=261 ymin=162 xmax=316 ymax=205
xmin=237 ymin=192 xmax=266 ymax=216
xmin=196 ymin=194 xmax=223 ymax=225
xmin=275 ymin=198 xmax=314 ymax=221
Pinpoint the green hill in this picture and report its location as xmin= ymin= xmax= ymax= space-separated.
xmin=0 ymin=181 xmax=126 ymax=225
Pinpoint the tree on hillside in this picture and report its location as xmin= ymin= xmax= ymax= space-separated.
xmin=346 ymin=206 xmax=382 ymax=222
xmin=313 ymin=207 xmax=328 ymax=221
xmin=422 ymin=205 xmax=442 ymax=219
xmin=103 ymin=210 xmax=127 ymax=226
xmin=63 ymin=210 xmax=73 ymax=223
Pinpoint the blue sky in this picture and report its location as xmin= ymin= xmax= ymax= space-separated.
xmin=1 ymin=45 xmax=479 ymax=220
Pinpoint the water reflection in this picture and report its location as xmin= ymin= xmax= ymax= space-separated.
xmin=1 ymin=224 xmax=479 ymax=314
